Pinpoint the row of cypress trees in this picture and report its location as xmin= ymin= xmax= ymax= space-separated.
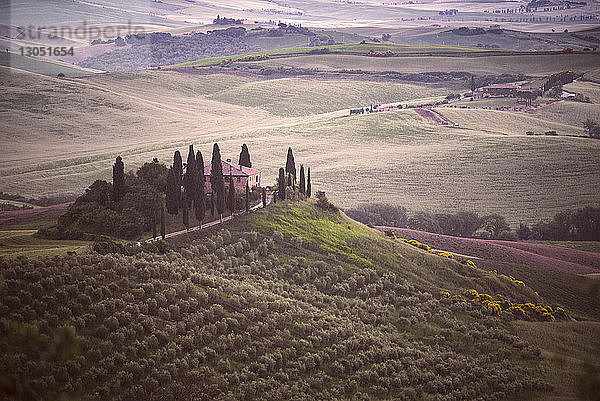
xmin=277 ymin=147 xmax=311 ymax=201
xmin=165 ymin=143 xmax=249 ymax=229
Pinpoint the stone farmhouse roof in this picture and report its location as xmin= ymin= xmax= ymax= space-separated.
xmin=203 ymin=160 xmax=260 ymax=177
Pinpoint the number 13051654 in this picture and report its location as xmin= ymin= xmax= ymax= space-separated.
xmin=20 ymin=47 xmax=74 ymax=57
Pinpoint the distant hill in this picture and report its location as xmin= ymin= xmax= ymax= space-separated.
xmin=78 ymin=26 xmax=359 ymax=72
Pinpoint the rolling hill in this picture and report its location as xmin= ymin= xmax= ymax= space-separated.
xmin=380 ymin=227 xmax=600 ymax=321
xmin=2 ymin=199 xmax=597 ymax=400
xmin=2 ymin=45 xmax=600 ymax=226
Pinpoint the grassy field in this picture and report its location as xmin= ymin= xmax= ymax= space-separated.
xmin=438 ymin=106 xmax=591 ymax=136
xmin=583 ymin=68 xmax=600 ymax=83
xmin=511 ymin=321 xmax=600 ymax=400
xmin=531 ymin=241 xmax=600 ymax=254
xmin=168 ymin=42 xmax=509 ymax=68
xmin=0 ymin=203 xmax=89 ymax=258
xmin=563 ymin=81 xmax=600 ymax=104
xmin=248 ymin=52 xmax=600 ymax=76
xmin=530 ymin=100 xmax=600 ymax=129
xmin=2 ymin=64 xmax=600 ymax=226
xmin=0 ymin=229 xmax=87 ymax=258
xmin=207 ymin=78 xmax=443 ymax=117
xmin=0 ymin=199 xmax=38 ymax=209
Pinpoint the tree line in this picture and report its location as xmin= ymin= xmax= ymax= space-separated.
xmin=345 ymin=204 xmax=600 ymax=241
xmin=48 ymin=143 xmax=262 ymax=240
xmin=274 ymin=147 xmax=312 ymax=202
xmin=163 ymin=142 xmax=262 ymax=231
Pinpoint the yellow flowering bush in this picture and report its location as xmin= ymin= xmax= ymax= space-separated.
xmin=407 ymin=239 xmax=431 ymax=251
xmin=436 ymin=252 xmax=454 ymax=259
xmin=238 ymin=54 xmax=270 ymax=62
xmin=446 ymin=289 xmax=565 ymax=322
xmin=367 ymin=50 xmax=394 ymax=57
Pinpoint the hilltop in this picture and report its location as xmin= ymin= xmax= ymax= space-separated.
xmin=3 ymin=199 xmax=597 ymax=400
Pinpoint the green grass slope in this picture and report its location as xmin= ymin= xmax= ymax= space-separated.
xmin=245 ymin=201 xmax=541 ymax=301
xmin=2 ymin=200 xmax=590 ymax=400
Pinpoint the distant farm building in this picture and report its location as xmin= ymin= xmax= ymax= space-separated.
xmin=204 ymin=159 xmax=261 ymax=194
xmin=473 ymin=83 xmax=521 ymax=99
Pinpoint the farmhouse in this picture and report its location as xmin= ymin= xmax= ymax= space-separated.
xmin=473 ymin=83 xmax=521 ymax=99
xmin=204 ymin=159 xmax=261 ymax=194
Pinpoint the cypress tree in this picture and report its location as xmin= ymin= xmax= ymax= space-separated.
xmin=210 ymin=193 xmax=215 ymax=217
xmin=239 ymin=144 xmax=252 ymax=168
xmin=112 ymin=156 xmax=125 ymax=202
xmin=173 ymin=151 xmax=183 ymax=208
xmin=278 ymin=168 xmax=286 ymax=200
xmin=299 ymin=165 xmax=306 ymax=195
xmin=262 ymin=187 xmax=267 ymax=208
xmin=183 ymin=145 xmax=197 ymax=207
xmin=245 ymin=182 xmax=250 ymax=214
xmin=182 ymin=192 xmax=189 ymax=230
xmin=194 ymin=150 xmax=206 ymax=226
xmin=152 ymin=208 xmax=157 ymax=239
xmin=165 ymin=167 xmax=179 ymax=217
xmin=227 ymin=171 xmax=235 ymax=213
xmin=160 ymin=203 xmax=166 ymax=240
xmin=306 ymin=168 xmax=311 ymax=198
xmin=210 ymin=143 xmax=226 ymax=220
xmin=287 ymin=173 xmax=292 ymax=187
xmin=285 ymin=147 xmax=296 ymax=184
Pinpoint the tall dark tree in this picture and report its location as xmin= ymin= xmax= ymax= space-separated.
xmin=239 ymin=144 xmax=252 ymax=168
xmin=165 ymin=167 xmax=179 ymax=218
xmin=299 ymin=165 xmax=306 ymax=195
xmin=306 ymin=168 xmax=311 ymax=198
xmin=173 ymin=150 xmax=183 ymax=207
xmin=210 ymin=143 xmax=226 ymax=220
xmin=470 ymin=75 xmax=476 ymax=92
xmin=278 ymin=168 xmax=286 ymax=200
xmin=285 ymin=147 xmax=296 ymax=184
xmin=160 ymin=203 xmax=166 ymax=240
xmin=112 ymin=156 xmax=125 ymax=202
xmin=262 ymin=187 xmax=267 ymax=208
xmin=182 ymin=193 xmax=189 ymax=230
xmin=227 ymin=171 xmax=235 ymax=213
xmin=210 ymin=193 xmax=215 ymax=217
xmin=152 ymin=208 xmax=157 ymax=240
xmin=194 ymin=150 xmax=206 ymax=225
xmin=183 ymin=145 xmax=197 ymax=207
xmin=245 ymin=182 xmax=250 ymax=214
